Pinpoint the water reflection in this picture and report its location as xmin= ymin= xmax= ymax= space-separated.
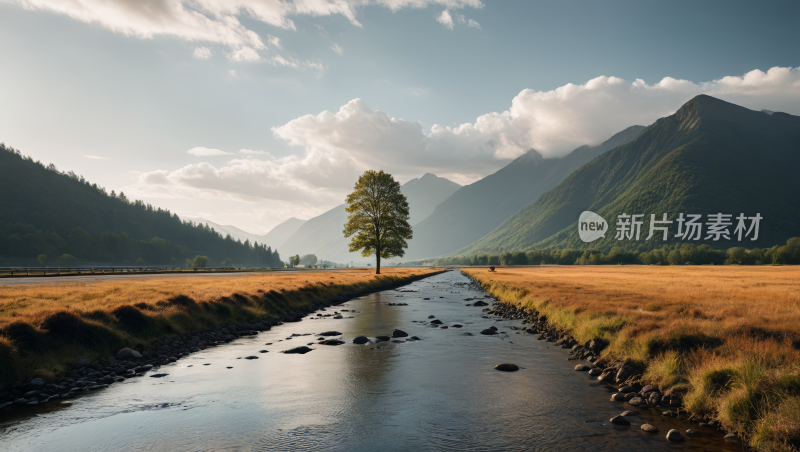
xmin=0 ymin=271 xmax=741 ymax=452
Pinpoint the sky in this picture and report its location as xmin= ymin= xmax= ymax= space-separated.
xmin=1 ymin=0 xmax=799 ymax=234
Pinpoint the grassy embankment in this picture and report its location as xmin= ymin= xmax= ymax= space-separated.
xmin=0 ymin=268 xmax=439 ymax=390
xmin=463 ymin=266 xmax=800 ymax=452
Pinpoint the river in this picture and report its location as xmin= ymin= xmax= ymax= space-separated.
xmin=0 ymin=271 xmax=740 ymax=451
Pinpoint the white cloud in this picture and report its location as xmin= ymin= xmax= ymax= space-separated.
xmin=83 ymin=154 xmax=109 ymax=160
xmin=331 ymin=43 xmax=343 ymax=55
xmin=9 ymin=0 xmax=483 ymax=62
xmin=240 ymin=149 xmax=269 ymax=155
xmin=131 ymin=66 xmax=800 ymax=220
xmin=467 ymin=18 xmax=480 ymax=29
xmin=193 ymin=46 xmax=212 ymax=59
xmin=187 ymin=146 xmax=233 ymax=156
xmin=436 ymin=9 xmax=454 ymax=29
xmin=229 ymin=69 xmax=238 ymax=78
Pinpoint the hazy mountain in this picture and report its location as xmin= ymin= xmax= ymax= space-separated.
xmin=262 ymin=217 xmax=307 ymax=249
xmin=279 ymin=174 xmax=461 ymax=263
xmin=457 ymin=95 xmax=800 ymax=255
xmin=402 ymin=125 xmax=646 ymax=260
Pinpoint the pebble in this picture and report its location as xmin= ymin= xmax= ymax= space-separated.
xmin=150 ymin=373 xmax=169 ymax=378
xmin=259 ymin=350 xmax=268 ymax=353
xmin=244 ymin=356 xmax=259 ymax=359
xmin=282 ymin=346 xmax=313 ymax=354
xmin=641 ymin=424 xmax=658 ymax=433
xmin=724 ymin=433 xmax=738 ymax=443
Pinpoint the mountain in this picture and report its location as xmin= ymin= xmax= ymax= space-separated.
xmin=184 ymin=216 xmax=305 ymax=250
xmin=278 ymin=174 xmax=461 ymax=263
xmin=261 ymin=217 xmax=307 ymax=249
xmin=400 ymin=173 xmax=462 ymax=225
xmin=402 ymin=125 xmax=646 ymax=260
xmin=457 ymin=95 xmax=800 ymax=255
xmin=0 ymin=145 xmax=282 ymax=267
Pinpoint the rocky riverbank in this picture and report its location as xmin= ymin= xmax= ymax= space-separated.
xmin=0 ymin=270 xmax=446 ymax=416
xmin=463 ymin=273 xmax=742 ymax=448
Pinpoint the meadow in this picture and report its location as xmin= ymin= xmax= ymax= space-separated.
xmin=0 ymin=268 xmax=436 ymax=390
xmin=463 ymin=266 xmax=800 ymax=452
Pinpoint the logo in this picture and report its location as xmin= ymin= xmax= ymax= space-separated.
xmin=579 ymin=211 xmax=608 ymax=242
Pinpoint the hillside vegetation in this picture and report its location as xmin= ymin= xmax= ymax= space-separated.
xmin=459 ymin=96 xmax=800 ymax=256
xmin=0 ymin=144 xmax=282 ymax=267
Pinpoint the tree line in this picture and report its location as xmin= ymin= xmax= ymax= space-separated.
xmin=424 ymin=239 xmax=800 ymax=267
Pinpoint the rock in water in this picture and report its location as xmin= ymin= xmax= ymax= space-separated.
xmin=375 ymin=336 xmax=391 ymax=342
xmin=480 ymin=329 xmax=498 ymax=335
xmin=283 ymin=346 xmax=313 ymax=354
xmin=610 ymin=415 xmax=630 ymax=426
xmin=321 ymin=339 xmax=345 ymax=345
xmin=641 ymin=424 xmax=658 ymax=433
xmin=495 ymin=363 xmax=519 ymax=372
xmin=430 ymin=319 xmax=443 ymax=325
xmin=473 ymin=300 xmax=488 ymax=306
xmin=244 ymin=356 xmax=259 ymax=359
xmin=319 ymin=331 xmax=342 ymax=337
xmin=117 ymin=347 xmax=143 ymax=360
xmin=392 ymin=329 xmax=409 ymax=338
xmin=574 ymin=364 xmax=590 ymax=371
xmin=666 ymin=429 xmax=684 ymax=442
xmin=724 ymin=433 xmax=739 ymax=443
xmin=352 ymin=336 xmax=369 ymax=344
xmin=150 ymin=373 xmax=169 ymax=378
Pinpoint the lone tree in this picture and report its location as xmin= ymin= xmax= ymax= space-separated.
xmin=344 ymin=170 xmax=412 ymax=274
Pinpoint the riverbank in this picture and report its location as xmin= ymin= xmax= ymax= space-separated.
xmin=462 ymin=266 xmax=800 ymax=452
xmin=0 ymin=268 xmax=443 ymax=394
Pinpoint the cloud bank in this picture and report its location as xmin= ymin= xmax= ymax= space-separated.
xmin=129 ymin=66 xmax=800 ymax=220
xmin=10 ymin=0 xmax=483 ymax=63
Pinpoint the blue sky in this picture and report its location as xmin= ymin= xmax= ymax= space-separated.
xmin=1 ymin=0 xmax=798 ymax=233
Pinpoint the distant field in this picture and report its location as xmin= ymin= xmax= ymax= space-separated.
xmin=0 ymin=268 xmax=436 ymax=388
xmin=463 ymin=266 xmax=800 ymax=452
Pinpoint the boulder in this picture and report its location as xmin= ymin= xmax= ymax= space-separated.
xmin=611 ymin=393 xmax=626 ymax=402
xmin=430 ymin=320 xmax=443 ymax=325
xmin=666 ymin=429 xmax=684 ymax=442
xmin=641 ymin=424 xmax=658 ymax=433
xmin=628 ymin=397 xmax=644 ymax=406
xmin=117 ymin=348 xmax=143 ymax=360
xmin=574 ymin=364 xmax=591 ymax=371
xmin=352 ymin=336 xmax=369 ymax=344
xmin=588 ymin=368 xmax=603 ymax=377
xmin=392 ymin=329 xmax=409 ymax=338
xmin=494 ymin=363 xmax=519 ymax=372
xmin=480 ymin=329 xmax=498 ymax=335
xmin=641 ymin=384 xmax=657 ymax=394
xmin=610 ymin=415 xmax=630 ymax=426
xmin=375 ymin=336 xmax=391 ymax=342
xmin=618 ymin=385 xmax=635 ymax=393
xmin=473 ymin=300 xmax=489 ymax=307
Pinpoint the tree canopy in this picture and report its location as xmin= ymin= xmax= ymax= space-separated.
xmin=344 ymin=170 xmax=412 ymax=274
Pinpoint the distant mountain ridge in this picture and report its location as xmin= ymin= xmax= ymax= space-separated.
xmin=278 ymin=173 xmax=461 ymax=263
xmin=402 ymin=125 xmax=646 ymax=260
xmin=457 ymin=95 xmax=800 ymax=255
xmin=185 ymin=216 xmax=306 ymax=250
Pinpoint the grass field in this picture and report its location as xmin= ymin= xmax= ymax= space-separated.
xmin=0 ymin=268 xmax=436 ymax=390
xmin=463 ymin=266 xmax=800 ymax=452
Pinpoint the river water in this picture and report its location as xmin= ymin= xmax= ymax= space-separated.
xmin=0 ymin=271 xmax=740 ymax=451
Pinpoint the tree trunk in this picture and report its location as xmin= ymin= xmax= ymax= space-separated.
xmin=376 ymin=245 xmax=381 ymax=274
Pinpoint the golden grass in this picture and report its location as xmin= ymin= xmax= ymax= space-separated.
xmin=463 ymin=266 xmax=800 ymax=452
xmin=0 ymin=268 xmax=436 ymax=390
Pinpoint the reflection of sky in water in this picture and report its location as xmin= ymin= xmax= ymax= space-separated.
xmin=0 ymin=273 xmax=740 ymax=451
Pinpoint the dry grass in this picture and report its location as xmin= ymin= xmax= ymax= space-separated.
xmin=0 ymin=269 xmax=436 ymax=390
xmin=463 ymin=266 xmax=800 ymax=452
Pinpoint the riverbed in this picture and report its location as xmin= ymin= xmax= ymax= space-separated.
xmin=0 ymin=271 xmax=740 ymax=451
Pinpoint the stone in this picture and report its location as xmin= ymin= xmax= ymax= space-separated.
xmin=30 ymin=378 xmax=45 ymax=387
xmin=494 ymin=363 xmax=519 ymax=372
xmin=352 ymin=336 xmax=369 ymax=344
xmin=480 ymin=329 xmax=498 ymax=335
xmin=588 ymin=368 xmax=603 ymax=377
xmin=392 ymin=329 xmax=409 ymax=338
xmin=473 ymin=300 xmax=489 ymax=307
xmin=462 ymin=332 xmax=473 ymax=336
xmin=574 ymin=364 xmax=591 ymax=371
xmin=150 ymin=373 xmax=169 ymax=378
xmin=0 ymin=401 xmax=13 ymax=410
xmin=598 ymin=371 xmax=615 ymax=383
xmin=610 ymin=415 xmax=630 ymax=426
xmin=282 ymin=346 xmax=313 ymax=354
xmin=430 ymin=319 xmax=443 ymax=325
xmin=666 ymin=429 xmax=684 ymax=442
xmin=117 ymin=348 xmax=143 ymax=360
xmin=629 ymin=397 xmax=644 ymax=406
xmin=135 ymin=364 xmax=153 ymax=373
xmin=620 ymin=410 xmax=636 ymax=416
xmin=23 ymin=390 xmax=41 ymax=398
xmin=641 ymin=384 xmax=657 ymax=394
xmin=259 ymin=350 xmax=269 ymax=353
xmin=618 ymin=385 xmax=635 ymax=393
xmin=244 ymin=356 xmax=259 ymax=359
xmin=685 ymin=429 xmax=695 ymax=435
xmin=641 ymin=424 xmax=659 ymax=433
xmin=611 ymin=393 xmax=626 ymax=402
xmin=724 ymin=433 xmax=738 ymax=443
xmin=319 ymin=331 xmax=342 ymax=337
xmin=428 ymin=315 xmax=435 ymax=319
xmin=375 ymin=336 xmax=391 ymax=342
xmin=321 ymin=339 xmax=345 ymax=345
xmin=410 ymin=336 xmax=421 ymax=340
xmin=452 ymin=324 xmax=463 ymax=328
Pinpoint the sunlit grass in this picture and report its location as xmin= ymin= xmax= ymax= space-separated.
xmin=463 ymin=266 xmax=800 ymax=451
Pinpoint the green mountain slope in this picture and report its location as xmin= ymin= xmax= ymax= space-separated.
xmin=0 ymin=145 xmax=282 ymax=266
xmin=457 ymin=95 xmax=800 ymax=255
xmin=278 ymin=173 xmax=461 ymax=263
xmin=403 ymin=125 xmax=645 ymax=260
